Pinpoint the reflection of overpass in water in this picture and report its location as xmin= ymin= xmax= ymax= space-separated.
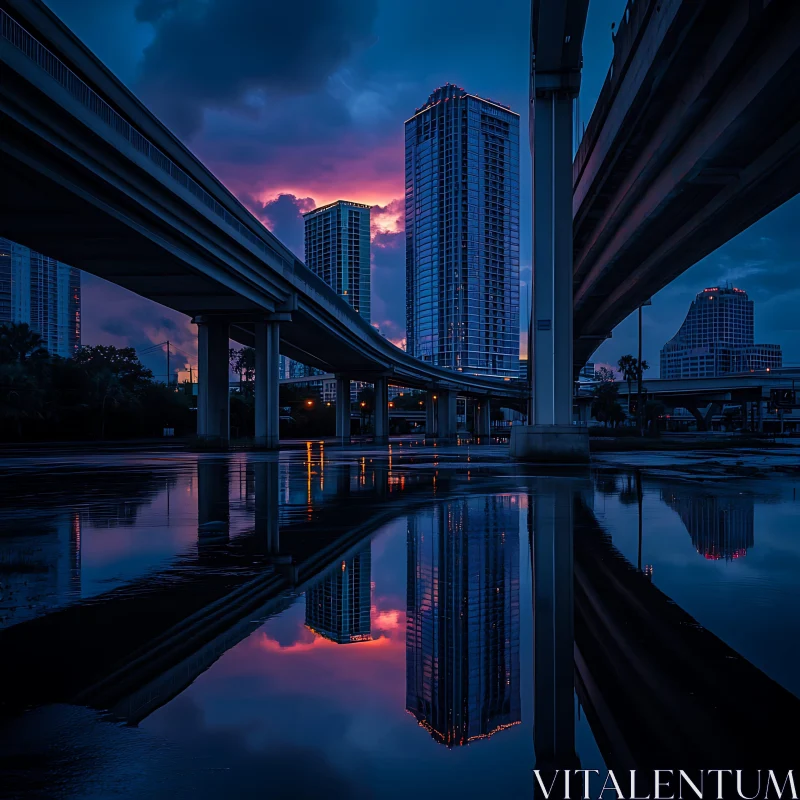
xmin=531 ymin=477 xmax=799 ymax=780
xmin=0 ymin=457 xmax=507 ymax=722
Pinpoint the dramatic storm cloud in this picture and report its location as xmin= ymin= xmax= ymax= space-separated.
xmin=40 ymin=0 xmax=800 ymax=369
xmin=133 ymin=0 xmax=378 ymax=136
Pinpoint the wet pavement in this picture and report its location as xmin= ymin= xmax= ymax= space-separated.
xmin=0 ymin=442 xmax=799 ymax=798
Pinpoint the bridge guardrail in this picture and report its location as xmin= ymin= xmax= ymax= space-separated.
xmin=0 ymin=8 xmax=295 ymax=272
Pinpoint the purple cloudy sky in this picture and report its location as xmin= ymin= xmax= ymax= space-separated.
xmin=43 ymin=0 xmax=800 ymax=380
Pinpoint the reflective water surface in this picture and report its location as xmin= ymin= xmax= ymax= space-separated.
xmin=0 ymin=444 xmax=798 ymax=798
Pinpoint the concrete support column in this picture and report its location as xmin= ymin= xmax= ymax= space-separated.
xmin=425 ymin=390 xmax=437 ymax=437
xmin=512 ymin=75 xmax=588 ymax=463
xmin=335 ymin=375 xmax=350 ymax=441
xmin=374 ymin=377 xmax=389 ymax=445
xmin=196 ymin=318 xmax=230 ymax=447
xmin=532 ymin=479 xmax=578 ymax=773
xmin=532 ymin=90 xmax=574 ymax=427
xmin=255 ymin=320 xmax=280 ymax=449
xmin=437 ymin=389 xmax=456 ymax=442
xmin=476 ymin=398 xmax=491 ymax=439
xmin=756 ymin=398 xmax=764 ymax=432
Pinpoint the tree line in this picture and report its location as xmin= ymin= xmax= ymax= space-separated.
xmin=0 ymin=323 xmax=194 ymax=441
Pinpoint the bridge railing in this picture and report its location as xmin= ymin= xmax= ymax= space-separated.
xmin=573 ymin=0 xmax=658 ymax=183
xmin=0 ymin=8 xmax=296 ymax=273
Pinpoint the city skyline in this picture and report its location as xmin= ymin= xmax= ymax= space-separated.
xmin=35 ymin=0 xmax=800 ymax=382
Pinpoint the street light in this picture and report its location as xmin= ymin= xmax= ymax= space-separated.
xmin=306 ymin=399 xmax=314 ymax=407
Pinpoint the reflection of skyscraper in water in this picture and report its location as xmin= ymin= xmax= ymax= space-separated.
xmin=662 ymin=490 xmax=755 ymax=560
xmin=305 ymin=548 xmax=372 ymax=644
xmin=0 ymin=512 xmax=81 ymax=629
xmin=406 ymin=496 xmax=521 ymax=746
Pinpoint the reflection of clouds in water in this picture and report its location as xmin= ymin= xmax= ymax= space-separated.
xmin=146 ymin=694 xmax=368 ymax=800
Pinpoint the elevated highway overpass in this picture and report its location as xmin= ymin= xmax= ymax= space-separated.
xmin=571 ymin=0 xmax=800 ymax=369
xmin=525 ymin=0 xmax=800 ymax=463
xmin=0 ymin=0 xmax=521 ymax=448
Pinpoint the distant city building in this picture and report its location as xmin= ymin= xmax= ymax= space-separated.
xmin=662 ymin=490 xmax=755 ymax=561
xmin=305 ymin=548 xmax=372 ymax=644
xmin=405 ymin=84 xmax=520 ymax=378
xmin=0 ymin=238 xmax=80 ymax=357
xmin=406 ymin=495 xmax=521 ymax=746
xmin=303 ymin=200 xmax=371 ymax=323
xmin=660 ymin=286 xmax=782 ymax=379
xmin=280 ymin=356 xmax=323 ymax=381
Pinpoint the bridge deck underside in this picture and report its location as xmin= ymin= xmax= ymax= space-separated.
xmin=572 ymin=0 xmax=800 ymax=370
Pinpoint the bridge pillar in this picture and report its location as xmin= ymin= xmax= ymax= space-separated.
xmin=425 ymin=390 xmax=437 ymax=437
xmin=374 ymin=377 xmax=389 ymax=445
xmin=513 ymin=75 xmax=588 ymax=463
xmin=335 ymin=375 xmax=351 ymax=442
xmin=476 ymin=397 xmax=491 ymax=441
xmin=531 ymin=479 xmax=579 ymax=774
xmin=437 ymin=389 xmax=457 ymax=443
xmin=254 ymin=320 xmax=280 ymax=449
xmin=196 ymin=317 xmax=230 ymax=448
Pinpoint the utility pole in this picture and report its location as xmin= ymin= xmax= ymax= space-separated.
xmin=166 ymin=340 xmax=170 ymax=388
xmin=637 ymin=300 xmax=652 ymax=435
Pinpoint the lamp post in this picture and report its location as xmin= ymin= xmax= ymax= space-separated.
xmin=638 ymin=299 xmax=652 ymax=435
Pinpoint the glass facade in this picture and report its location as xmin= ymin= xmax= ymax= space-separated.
xmin=406 ymin=495 xmax=521 ymax=746
xmin=405 ymin=84 xmax=520 ymax=378
xmin=0 ymin=238 xmax=80 ymax=358
xmin=303 ymin=200 xmax=371 ymax=323
xmin=660 ymin=286 xmax=782 ymax=379
xmin=305 ymin=548 xmax=372 ymax=644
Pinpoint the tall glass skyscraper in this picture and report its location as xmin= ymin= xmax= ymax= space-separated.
xmin=303 ymin=200 xmax=371 ymax=323
xmin=405 ymin=84 xmax=520 ymax=377
xmin=660 ymin=286 xmax=782 ymax=379
xmin=0 ymin=238 xmax=80 ymax=357
xmin=406 ymin=495 xmax=521 ymax=746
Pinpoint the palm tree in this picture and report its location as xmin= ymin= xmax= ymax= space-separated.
xmin=617 ymin=355 xmax=637 ymax=414
xmin=0 ymin=323 xmax=48 ymax=364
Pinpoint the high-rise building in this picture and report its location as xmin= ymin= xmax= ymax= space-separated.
xmin=405 ymin=84 xmax=520 ymax=378
xmin=660 ymin=286 xmax=781 ymax=379
xmin=662 ymin=489 xmax=755 ymax=561
xmin=303 ymin=200 xmax=371 ymax=323
xmin=406 ymin=495 xmax=521 ymax=746
xmin=305 ymin=548 xmax=372 ymax=644
xmin=0 ymin=238 xmax=80 ymax=358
